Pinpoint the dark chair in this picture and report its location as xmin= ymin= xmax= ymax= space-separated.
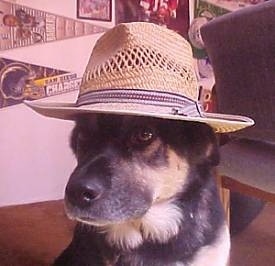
xmin=200 ymin=0 xmax=275 ymax=232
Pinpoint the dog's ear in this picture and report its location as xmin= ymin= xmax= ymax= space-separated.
xmin=160 ymin=121 xmax=219 ymax=167
xmin=184 ymin=122 xmax=220 ymax=167
xmin=70 ymin=125 xmax=79 ymax=155
xmin=70 ymin=116 xmax=88 ymax=155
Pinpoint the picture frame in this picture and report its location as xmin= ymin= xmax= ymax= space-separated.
xmin=77 ymin=0 xmax=112 ymax=21
xmin=115 ymin=0 xmax=189 ymax=38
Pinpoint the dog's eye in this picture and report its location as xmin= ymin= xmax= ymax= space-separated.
xmin=131 ymin=127 xmax=155 ymax=145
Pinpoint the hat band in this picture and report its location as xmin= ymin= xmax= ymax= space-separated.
xmin=77 ymin=89 xmax=202 ymax=117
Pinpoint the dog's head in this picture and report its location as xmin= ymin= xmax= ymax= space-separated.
xmin=65 ymin=114 xmax=219 ymax=228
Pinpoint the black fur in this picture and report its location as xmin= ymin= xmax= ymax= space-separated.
xmin=54 ymin=114 xmax=226 ymax=266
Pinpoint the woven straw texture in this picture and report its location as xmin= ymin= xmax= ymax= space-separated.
xmin=81 ymin=22 xmax=198 ymax=101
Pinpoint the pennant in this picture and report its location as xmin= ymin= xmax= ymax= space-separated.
xmin=0 ymin=0 xmax=107 ymax=50
xmin=0 ymin=57 xmax=81 ymax=108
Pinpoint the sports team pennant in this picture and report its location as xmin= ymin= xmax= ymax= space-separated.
xmin=0 ymin=57 xmax=81 ymax=108
xmin=0 ymin=0 xmax=108 ymax=50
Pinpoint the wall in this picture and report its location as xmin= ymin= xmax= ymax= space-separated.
xmin=0 ymin=0 xmax=193 ymax=206
xmin=0 ymin=0 xmax=114 ymax=206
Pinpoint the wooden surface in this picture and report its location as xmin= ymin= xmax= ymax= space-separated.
xmin=222 ymin=176 xmax=275 ymax=203
xmin=0 ymin=200 xmax=274 ymax=266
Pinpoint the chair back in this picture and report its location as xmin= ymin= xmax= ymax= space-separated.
xmin=201 ymin=1 xmax=275 ymax=141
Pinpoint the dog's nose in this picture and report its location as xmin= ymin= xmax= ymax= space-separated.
xmin=66 ymin=179 xmax=104 ymax=208
xmin=81 ymin=187 xmax=100 ymax=203
xmin=66 ymin=156 xmax=112 ymax=208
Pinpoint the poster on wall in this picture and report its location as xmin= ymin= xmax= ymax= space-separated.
xmin=115 ymin=0 xmax=190 ymax=38
xmin=77 ymin=0 xmax=112 ymax=21
xmin=0 ymin=57 xmax=81 ymax=108
xmin=188 ymin=0 xmax=265 ymax=112
xmin=189 ymin=0 xmax=265 ymax=58
xmin=0 ymin=0 xmax=108 ymax=51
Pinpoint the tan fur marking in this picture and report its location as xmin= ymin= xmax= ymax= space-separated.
xmin=117 ymin=144 xmax=189 ymax=203
xmin=128 ymin=148 xmax=189 ymax=202
xmin=148 ymin=148 xmax=189 ymax=201
xmin=205 ymin=142 xmax=214 ymax=159
xmin=142 ymin=138 xmax=162 ymax=159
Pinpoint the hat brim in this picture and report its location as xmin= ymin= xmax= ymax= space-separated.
xmin=24 ymin=100 xmax=254 ymax=133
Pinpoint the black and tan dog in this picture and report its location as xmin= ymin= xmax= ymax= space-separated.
xmin=53 ymin=114 xmax=230 ymax=266
xmin=25 ymin=22 xmax=253 ymax=266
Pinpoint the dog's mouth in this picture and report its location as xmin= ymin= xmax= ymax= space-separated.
xmin=64 ymin=197 xmax=151 ymax=227
xmin=64 ymin=201 xmax=111 ymax=226
xmin=74 ymin=216 xmax=111 ymax=227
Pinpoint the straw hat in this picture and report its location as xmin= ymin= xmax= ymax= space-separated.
xmin=25 ymin=22 xmax=254 ymax=133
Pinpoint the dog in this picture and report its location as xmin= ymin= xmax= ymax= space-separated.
xmin=25 ymin=21 xmax=253 ymax=266
xmin=53 ymin=113 xmax=230 ymax=266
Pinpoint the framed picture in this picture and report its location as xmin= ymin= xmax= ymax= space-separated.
xmin=115 ymin=0 xmax=189 ymax=38
xmin=77 ymin=0 xmax=112 ymax=21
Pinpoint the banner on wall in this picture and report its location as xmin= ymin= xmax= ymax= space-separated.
xmin=0 ymin=57 xmax=81 ymax=108
xmin=0 ymin=0 xmax=108 ymax=50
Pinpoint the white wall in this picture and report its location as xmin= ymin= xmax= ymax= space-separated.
xmin=0 ymin=0 xmax=114 ymax=206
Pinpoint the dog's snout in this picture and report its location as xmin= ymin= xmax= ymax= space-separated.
xmin=66 ymin=156 xmax=112 ymax=208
